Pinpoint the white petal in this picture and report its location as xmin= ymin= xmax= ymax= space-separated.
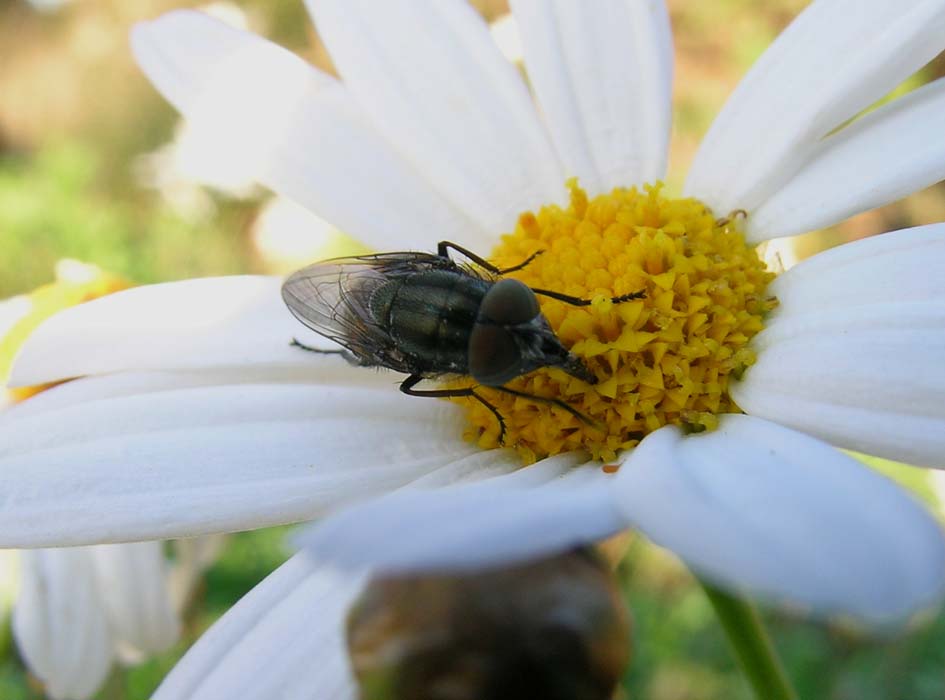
xmin=732 ymin=308 xmax=945 ymax=468
xmin=749 ymin=78 xmax=945 ymax=241
xmin=153 ymin=554 xmax=361 ymax=700
xmin=306 ymin=0 xmax=565 ymax=238
xmin=90 ymin=542 xmax=180 ymax=658
xmin=615 ymin=417 xmax=945 ymax=624
xmin=4 ymin=370 xmax=328 ymax=422
xmin=511 ymin=0 xmax=672 ymax=192
xmin=687 ymin=0 xmax=945 ymax=216
xmin=766 ymin=223 xmax=945 ymax=315
xmin=298 ymin=454 xmax=626 ymax=573
xmin=131 ymin=10 xmax=484 ymax=250
xmin=7 ymin=276 xmax=335 ymax=388
xmin=0 ymin=383 xmax=477 ymax=546
xmin=751 ymin=301 xmax=945 ymax=355
xmin=14 ymin=549 xmax=114 ymax=700
xmin=733 ymin=224 xmax=945 ymax=466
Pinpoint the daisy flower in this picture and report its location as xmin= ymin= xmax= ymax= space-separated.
xmin=3 ymin=0 xmax=945 ymax=694
xmin=12 ymin=536 xmax=225 ymax=700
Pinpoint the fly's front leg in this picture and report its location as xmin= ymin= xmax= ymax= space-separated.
xmin=493 ymin=385 xmax=601 ymax=429
xmin=530 ymin=288 xmax=647 ymax=307
xmin=715 ymin=209 xmax=748 ymax=227
xmin=399 ymin=373 xmax=507 ymax=444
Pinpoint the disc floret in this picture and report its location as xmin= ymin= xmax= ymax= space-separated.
xmin=452 ymin=181 xmax=776 ymax=464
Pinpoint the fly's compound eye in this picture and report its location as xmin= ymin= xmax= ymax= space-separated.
xmin=468 ymin=279 xmax=541 ymax=386
xmin=469 ymin=323 xmax=522 ymax=386
xmin=477 ymin=278 xmax=540 ymax=324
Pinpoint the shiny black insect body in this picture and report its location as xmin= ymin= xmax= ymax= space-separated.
xmin=282 ymin=241 xmax=644 ymax=442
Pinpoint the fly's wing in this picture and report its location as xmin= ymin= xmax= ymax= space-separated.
xmin=281 ymin=252 xmax=451 ymax=371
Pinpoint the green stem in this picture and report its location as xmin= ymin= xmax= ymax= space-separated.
xmin=100 ymin=667 xmax=126 ymax=700
xmin=700 ymin=580 xmax=798 ymax=700
xmin=0 ymin=615 xmax=11 ymax=660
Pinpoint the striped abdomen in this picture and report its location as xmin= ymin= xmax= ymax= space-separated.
xmin=369 ymin=269 xmax=490 ymax=375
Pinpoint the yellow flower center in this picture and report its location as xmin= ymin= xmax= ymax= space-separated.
xmin=447 ymin=181 xmax=777 ymax=464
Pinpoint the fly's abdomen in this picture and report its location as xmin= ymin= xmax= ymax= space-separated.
xmin=372 ymin=270 xmax=487 ymax=374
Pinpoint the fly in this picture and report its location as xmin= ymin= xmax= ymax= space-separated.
xmin=281 ymin=241 xmax=645 ymax=443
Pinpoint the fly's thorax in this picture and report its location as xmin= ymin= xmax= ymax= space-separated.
xmin=370 ymin=268 xmax=489 ymax=375
xmin=445 ymin=181 xmax=778 ymax=464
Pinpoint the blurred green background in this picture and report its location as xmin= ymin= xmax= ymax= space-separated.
xmin=1 ymin=0 xmax=944 ymax=698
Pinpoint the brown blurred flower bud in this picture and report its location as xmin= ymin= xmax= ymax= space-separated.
xmin=347 ymin=547 xmax=631 ymax=700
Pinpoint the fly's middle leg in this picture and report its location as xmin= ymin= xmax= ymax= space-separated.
xmin=492 ymin=385 xmax=602 ymax=430
xmin=399 ymin=374 xmax=508 ymax=444
xmin=494 ymin=250 xmax=543 ymax=274
xmin=530 ymin=288 xmax=647 ymax=307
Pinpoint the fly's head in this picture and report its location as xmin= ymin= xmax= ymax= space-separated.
xmin=468 ymin=278 xmax=597 ymax=387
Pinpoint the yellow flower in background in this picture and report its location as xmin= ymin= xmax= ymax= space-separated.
xmin=0 ymin=260 xmax=127 ymax=402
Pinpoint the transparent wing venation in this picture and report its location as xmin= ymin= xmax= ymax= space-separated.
xmin=281 ymin=252 xmax=459 ymax=369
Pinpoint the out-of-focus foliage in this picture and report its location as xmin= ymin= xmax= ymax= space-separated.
xmin=1 ymin=0 xmax=944 ymax=698
xmin=0 ymin=142 xmax=255 ymax=298
xmin=622 ymin=540 xmax=945 ymax=700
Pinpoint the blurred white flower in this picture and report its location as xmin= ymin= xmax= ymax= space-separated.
xmin=165 ymin=535 xmax=227 ymax=616
xmin=14 ymin=544 xmax=178 ymax=700
xmin=10 ymin=537 xmax=224 ymax=700
xmin=134 ymin=116 xmax=261 ymax=224
xmin=132 ymin=2 xmax=260 ymax=222
xmin=251 ymin=196 xmax=354 ymax=271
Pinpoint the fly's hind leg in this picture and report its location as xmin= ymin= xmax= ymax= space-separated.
xmin=290 ymin=338 xmax=342 ymax=354
xmin=290 ymin=338 xmax=363 ymax=366
xmin=400 ymin=374 xmax=507 ymax=445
